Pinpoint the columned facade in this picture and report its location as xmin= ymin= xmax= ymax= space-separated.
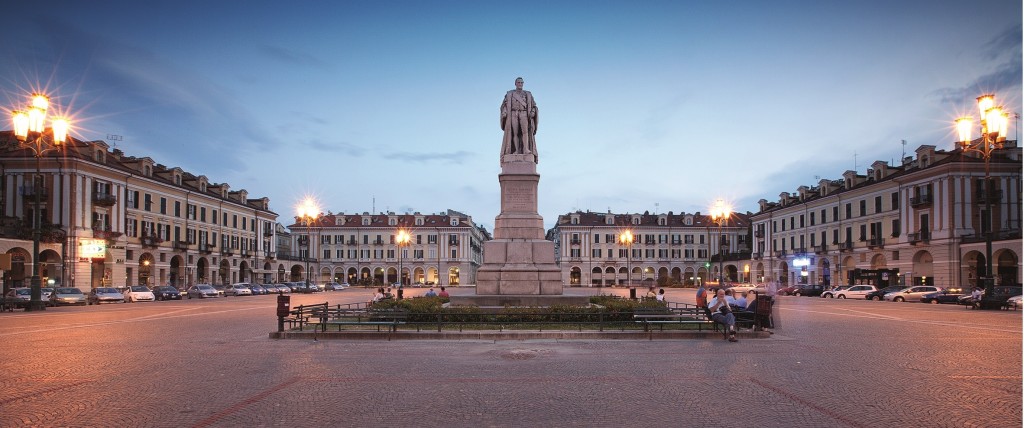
xmin=751 ymin=143 xmax=1022 ymax=289
xmin=552 ymin=211 xmax=752 ymax=287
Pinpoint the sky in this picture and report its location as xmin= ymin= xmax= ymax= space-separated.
xmin=2 ymin=1 xmax=1021 ymax=232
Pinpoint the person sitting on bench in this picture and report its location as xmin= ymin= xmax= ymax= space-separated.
xmin=708 ymin=289 xmax=738 ymax=342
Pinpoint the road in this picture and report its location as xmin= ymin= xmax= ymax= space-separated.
xmin=1 ymin=287 xmax=1020 ymax=427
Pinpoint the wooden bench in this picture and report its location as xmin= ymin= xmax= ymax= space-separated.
xmin=284 ymin=302 xmax=329 ymax=330
xmin=313 ymin=307 xmax=408 ymax=332
xmin=633 ymin=307 xmax=714 ymax=332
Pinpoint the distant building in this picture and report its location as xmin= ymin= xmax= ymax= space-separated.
xmin=751 ymin=143 xmax=1021 ymax=289
xmin=286 ymin=209 xmax=487 ymax=286
xmin=552 ymin=211 xmax=752 ymax=287
xmin=0 ymin=132 xmax=278 ymax=291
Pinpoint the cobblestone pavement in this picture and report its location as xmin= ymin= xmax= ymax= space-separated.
xmin=0 ymin=287 xmax=1020 ymax=427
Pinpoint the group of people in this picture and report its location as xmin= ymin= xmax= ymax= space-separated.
xmin=645 ymin=286 xmax=667 ymax=301
xmin=695 ymin=284 xmax=774 ymax=342
xmin=371 ymin=286 xmax=449 ymax=303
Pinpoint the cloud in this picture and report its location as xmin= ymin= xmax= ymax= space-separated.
xmin=387 ymin=150 xmax=474 ymax=164
xmin=303 ymin=139 xmax=366 ymax=156
xmin=982 ymin=24 xmax=1022 ymax=61
xmin=933 ymin=24 xmax=1023 ymax=104
xmin=259 ymin=45 xmax=332 ymax=70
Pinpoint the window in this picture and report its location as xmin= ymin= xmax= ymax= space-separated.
xmin=891 ymin=219 xmax=900 ymax=237
xmin=810 ymin=212 xmax=816 ymax=226
xmin=845 ymin=203 xmax=852 ymax=220
xmin=891 ymin=192 xmax=899 ymax=210
xmin=160 ymin=198 xmax=167 ymax=214
xmin=594 ymin=234 xmax=600 ymax=243
xmin=144 ymin=194 xmax=152 ymax=211
xmin=570 ymin=249 xmax=581 ymax=258
xmin=428 ymin=235 xmax=437 ymax=244
xmin=799 ymin=215 xmax=804 ymax=228
xmin=592 ymin=248 xmax=602 ymax=257
xmin=451 ymin=249 xmax=457 ymax=258
xmin=174 ymin=201 xmax=181 ymax=217
xmin=874 ymin=196 xmax=882 ymax=213
xmin=858 ymin=200 xmax=866 ymax=217
xmin=820 ymin=209 xmax=826 ymax=223
xmin=212 ymin=210 xmax=218 ymax=225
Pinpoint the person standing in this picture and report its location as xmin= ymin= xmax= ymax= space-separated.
xmin=696 ymin=283 xmax=708 ymax=308
xmin=500 ymin=77 xmax=539 ymax=162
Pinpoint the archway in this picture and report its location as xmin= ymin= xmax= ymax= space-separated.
xmin=169 ymin=255 xmax=184 ymax=287
xmin=218 ymin=259 xmax=230 ymax=285
xmin=962 ymin=251 xmax=984 ymax=288
xmin=386 ymin=267 xmax=398 ymax=285
xmin=426 ymin=267 xmax=438 ymax=285
xmin=592 ymin=267 xmax=603 ymax=286
xmin=196 ymin=257 xmax=209 ymax=284
xmin=684 ymin=267 xmax=695 ymax=286
xmin=138 ymin=253 xmax=155 ymax=287
xmin=290 ymin=264 xmax=303 ymax=282
xmin=347 ymin=267 xmax=358 ymax=284
xmin=618 ymin=266 xmax=628 ymax=286
xmin=840 ymin=256 xmax=855 ymax=285
xmin=777 ymin=261 xmax=788 ymax=285
xmin=605 ymin=266 xmax=615 ymax=286
xmin=373 ymin=267 xmax=385 ymax=285
xmin=360 ymin=267 xmax=372 ymax=285
xmin=277 ymin=264 xmax=286 ymax=282
xmin=994 ymin=249 xmax=1019 ymax=286
xmin=671 ymin=267 xmax=681 ymax=284
xmin=657 ymin=267 xmax=669 ymax=286
xmin=37 ymin=249 xmax=63 ymax=287
xmin=263 ymin=262 xmax=272 ymax=283
xmin=448 ymin=267 xmax=460 ymax=285
xmin=238 ymin=260 xmax=250 ymax=283
xmin=870 ymin=254 xmax=886 ymax=270
xmin=912 ymin=250 xmax=934 ymax=286
xmin=696 ymin=267 xmax=708 ymax=285
xmin=755 ymin=262 xmax=764 ymax=283
xmin=725 ymin=265 xmax=738 ymax=283
xmin=569 ymin=266 xmax=581 ymax=286
xmin=3 ymin=248 xmax=29 ymax=289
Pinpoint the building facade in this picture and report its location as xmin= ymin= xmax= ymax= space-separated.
xmin=751 ymin=143 xmax=1021 ymax=289
xmin=286 ymin=209 xmax=487 ymax=286
xmin=0 ymin=133 xmax=279 ymax=291
xmin=552 ymin=211 xmax=752 ymax=287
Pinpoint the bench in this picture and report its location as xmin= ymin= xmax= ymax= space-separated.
xmin=633 ymin=307 xmax=714 ymax=332
xmin=313 ymin=307 xmax=408 ymax=332
xmin=284 ymin=302 xmax=329 ymax=330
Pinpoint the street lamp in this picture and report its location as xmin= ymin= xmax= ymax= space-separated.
xmin=396 ymin=228 xmax=410 ymax=290
xmin=618 ymin=229 xmax=633 ymax=293
xmin=710 ymin=199 xmax=732 ymax=285
xmin=955 ymin=94 xmax=1010 ymax=307
xmin=295 ymin=197 xmax=321 ymax=293
xmin=10 ymin=93 xmax=70 ymax=311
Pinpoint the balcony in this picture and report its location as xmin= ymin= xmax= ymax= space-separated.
xmin=773 ymin=250 xmax=787 ymax=258
xmin=794 ymin=247 xmax=808 ymax=255
xmin=867 ymin=237 xmax=883 ymax=249
xmin=812 ymin=244 xmax=827 ymax=254
xmin=754 ymin=230 xmax=764 ymax=238
xmin=198 ymin=243 xmax=213 ymax=254
xmin=92 ymin=192 xmax=117 ymax=207
xmin=752 ymin=253 xmax=762 ymax=260
xmin=570 ymin=239 xmax=581 ymax=245
xmin=221 ymin=248 xmax=234 ymax=256
xmin=92 ymin=227 xmax=123 ymax=241
xmin=347 ymin=239 xmax=358 ymax=245
xmin=910 ymin=194 xmax=933 ymax=208
xmin=263 ymin=230 xmax=274 ymax=237
xmin=141 ymin=235 xmax=162 ymax=248
xmin=908 ymin=231 xmax=930 ymax=244
xmin=961 ymin=229 xmax=1023 ymax=244
xmin=372 ymin=239 xmax=384 ymax=246
xmin=449 ymin=239 xmax=460 ymax=246
xmin=670 ymin=240 xmax=682 ymax=246
xmin=172 ymin=240 xmax=189 ymax=251
xmin=19 ymin=185 xmax=48 ymax=199
xmin=975 ymin=189 xmax=1003 ymax=204
xmin=838 ymin=241 xmax=853 ymax=252
xmin=240 ymin=248 xmax=251 ymax=257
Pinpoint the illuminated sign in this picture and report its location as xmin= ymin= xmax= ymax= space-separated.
xmin=792 ymin=257 xmax=811 ymax=267
xmin=80 ymin=239 xmax=107 ymax=258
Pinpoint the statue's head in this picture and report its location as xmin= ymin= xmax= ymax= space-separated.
xmin=515 ymin=77 xmax=524 ymax=89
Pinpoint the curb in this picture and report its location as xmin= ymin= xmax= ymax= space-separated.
xmin=269 ymin=330 xmax=772 ymax=340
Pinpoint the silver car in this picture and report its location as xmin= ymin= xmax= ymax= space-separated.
xmin=49 ymin=287 xmax=87 ymax=306
xmin=225 ymin=283 xmax=253 ymax=296
xmin=884 ymin=286 xmax=942 ymax=302
xmin=88 ymin=287 xmax=125 ymax=305
xmin=187 ymin=284 xmax=220 ymax=299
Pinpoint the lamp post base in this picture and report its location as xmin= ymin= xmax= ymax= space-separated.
xmin=26 ymin=275 xmax=46 ymax=311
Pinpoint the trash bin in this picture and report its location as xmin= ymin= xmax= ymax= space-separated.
xmin=629 ymin=288 xmax=636 ymax=300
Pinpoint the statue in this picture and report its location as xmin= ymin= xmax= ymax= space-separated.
xmin=500 ymin=77 xmax=538 ymax=163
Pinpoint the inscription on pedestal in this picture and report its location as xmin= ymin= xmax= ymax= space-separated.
xmin=505 ymin=186 xmax=533 ymax=212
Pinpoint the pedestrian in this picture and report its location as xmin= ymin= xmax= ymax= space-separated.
xmin=438 ymin=286 xmax=449 ymax=298
xmin=696 ymin=282 xmax=708 ymax=308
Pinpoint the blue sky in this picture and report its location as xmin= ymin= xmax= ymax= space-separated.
xmin=2 ymin=1 xmax=1020 ymax=231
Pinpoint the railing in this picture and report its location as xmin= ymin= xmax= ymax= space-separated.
xmin=838 ymin=241 xmax=853 ymax=251
xmin=867 ymin=237 xmax=883 ymax=248
xmin=449 ymin=239 xmax=460 ymax=246
xmin=960 ymin=229 xmax=1021 ymax=244
xmin=773 ymin=250 xmax=787 ymax=258
xmin=910 ymin=194 xmax=933 ymax=207
xmin=754 ymin=230 xmax=764 ymax=238
xmin=221 ymin=248 xmax=234 ymax=256
xmin=240 ymin=248 xmax=251 ymax=257
xmin=92 ymin=192 xmax=117 ymax=207
xmin=670 ymin=240 xmax=682 ymax=246
xmin=19 ymin=185 xmax=48 ymax=198
xmin=173 ymin=240 xmax=189 ymax=251
xmin=570 ymin=239 xmax=581 ymax=245
xmin=794 ymin=247 xmax=807 ymax=255
xmin=812 ymin=244 xmax=827 ymax=254
xmin=975 ymin=190 xmax=1003 ymax=204
xmin=751 ymin=253 xmax=762 ymax=260
xmin=141 ymin=235 xmax=162 ymax=248
xmin=92 ymin=227 xmax=123 ymax=241
xmin=347 ymin=239 xmax=358 ymax=245
xmin=199 ymin=243 xmax=213 ymax=254
xmin=373 ymin=240 xmax=384 ymax=246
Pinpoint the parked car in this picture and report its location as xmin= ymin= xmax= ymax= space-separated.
xmin=1007 ymin=295 xmax=1022 ymax=310
xmin=793 ymin=284 xmax=825 ymax=297
xmin=865 ymin=285 xmax=904 ymax=301
xmin=211 ymin=285 xmax=227 ymax=297
xmin=821 ymin=286 xmax=851 ymax=298
xmin=152 ymin=286 xmax=182 ymax=301
xmin=777 ymin=285 xmax=800 ymax=296
xmin=728 ymin=284 xmax=765 ymax=295
xmin=123 ymin=285 xmax=156 ymax=302
xmin=187 ymin=284 xmax=220 ymax=299
xmin=263 ymin=284 xmax=287 ymax=294
xmin=4 ymin=287 xmax=33 ymax=308
xmin=225 ymin=283 xmax=253 ymax=296
xmin=835 ymin=285 xmax=877 ymax=299
xmin=248 ymin=284 xmax=267 ymax=295
xmin=49 ymin=287 xmax=87 ymax=306
xmin=88 ymin=287 xmax=125 ymax=305
xmin=884 ymin=286 xmax=942 ymax=302
xmin=324 ymin=282 xmax=345 ymax=291
xmin=920 ymin=288 xmax=965 ymax=304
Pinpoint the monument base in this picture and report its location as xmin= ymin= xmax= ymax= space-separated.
xmin=449 ymin=294 xmax=590 ymax=307
xmin=476 ymin=238 xmax=563 ymax=295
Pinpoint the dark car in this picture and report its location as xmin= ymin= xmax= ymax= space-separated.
xmin=152 ymin=286 xmax=183 ymax=301
xmin=920 ymin=288 xmax=965 ymax=304
xmin=248 ymin=284 xmax=267 ymax=295
xmin=777 ymin=285 xmax=799 ymax=296
xmin=793 ymin=284 xmax=824 ymax=297
xmin=865 ymin=285 xmax=903 ymax=301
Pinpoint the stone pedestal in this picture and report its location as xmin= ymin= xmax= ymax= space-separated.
xmin=464 ymin=155 xmax=565 ymax=306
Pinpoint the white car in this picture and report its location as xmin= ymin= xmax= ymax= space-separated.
xmin=1007 ymin=295 xmax=1022 ymax=309
xmin=835 ymin=285 xmax=877 ymax=299
xmin=728 ymin=284 xmax=766 ymax=296
xmin=884 ymin=286 xmax=942 ymax=302
xmin=821 ymin=286 xmax=851 ymax=298
xmin=225 ymin=283 xmax=253 ymax=296
xmin=123 ymin=285 xmax=156 ymax=302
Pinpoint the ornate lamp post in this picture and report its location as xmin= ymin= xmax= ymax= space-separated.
xmin=710 ymin=199 xmax=732 ymax=285
xmin=296 ymin=197 xmax=321 ymax=293
xmin=396 ymin=228 xmax=410 ymax=288
xmin=11 ymin=94 xmax=70 ymax=311
xmin=955 ymin=94 xmax=1010 ymax=307
xmin=618 ymin=229 xmax=633 ymax=294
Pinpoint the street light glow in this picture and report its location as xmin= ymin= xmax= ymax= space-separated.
xmin=956 ymin=117 xmax=973 ymax=144
xmin=976 ymin=94 xmax=994 ymax=117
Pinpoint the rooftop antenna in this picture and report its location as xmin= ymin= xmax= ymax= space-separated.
xmin=901 ymin=139 xmax=907 ymax=163
xmin=106 ymin=134 xmax=123 ymax=149
xmin=854 ymin=151 xmax=859 ymax=172
xmin=372 ymin=196 xmax=375 ymax=214
xmin=655 ymin=202 xmax=659 ymax=215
